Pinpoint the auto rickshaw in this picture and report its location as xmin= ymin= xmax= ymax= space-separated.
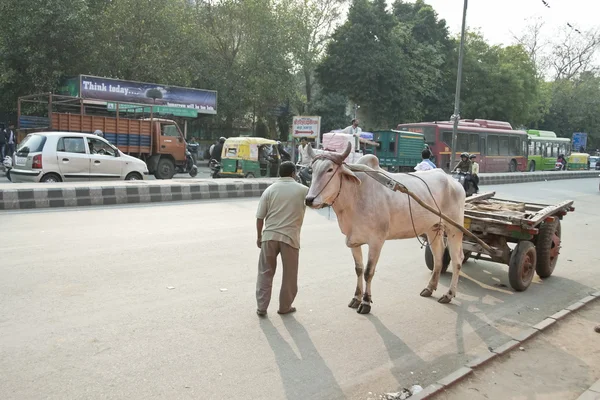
xmin=218 ymin=137 xmax=280 ymax=178
xmin=567 ymin=152 xmax=589 ymax=170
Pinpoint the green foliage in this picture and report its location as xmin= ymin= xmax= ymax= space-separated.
xmin=0 ymin=0 xmax=598 ymax=143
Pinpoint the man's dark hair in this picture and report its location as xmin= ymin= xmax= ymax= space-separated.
xmin=422 ymin=149 xmax=431 ymax=159
xmin=279 ymin=161 xmax=295 ymax=177
xmin=300 ymin=137 xmax=307 ymax=142
xmin=351 ymin=118 xmax=357 ymax=124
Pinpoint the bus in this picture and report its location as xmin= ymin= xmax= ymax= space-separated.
xmin=396 ymin=119 xmax=528 ymax=173
xmin=526 ymin=130 xmax=570 ymax=171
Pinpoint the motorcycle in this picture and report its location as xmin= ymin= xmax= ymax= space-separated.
xmin=3 ymin=155 xmax=13 ymax=182
xmin=295 ymin=164 xmax=312 ymax=187
xmin=451 ymin=171 xmax=476 ymax=197
xmin=555 ymin=160 xmax=567 ymax=171
xmin=176 ymin=146 xmax=199 ymax=177
xmin=209 ymin=159 xmax=221 ymax=178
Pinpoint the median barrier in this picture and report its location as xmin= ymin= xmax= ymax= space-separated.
xmin=0 ymin=170 xmax=597 ymax=210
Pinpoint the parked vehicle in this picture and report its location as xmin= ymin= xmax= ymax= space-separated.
xmin=218 ymin=137 xmax=280 ymax=178
xmin=18 ymin=94 xmax=191 ymax=179
xmin=295 ymin=164 xmax=312 ymax=187
xmin=451 ymin=171 xmax=476 ymax=197
xmin=424 ymin=192 xmax=574 ymax=292
xmin=9 ymin=132 xmax=148 ymax=183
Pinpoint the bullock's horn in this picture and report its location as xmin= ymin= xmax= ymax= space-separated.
xmin=334 ymin=142 xmax=352 ymax=164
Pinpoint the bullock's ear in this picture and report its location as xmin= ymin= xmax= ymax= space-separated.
xmin=341 ymin=165 xmax=361 ymax=185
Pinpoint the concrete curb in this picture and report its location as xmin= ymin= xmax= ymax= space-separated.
xmin=0 ymin=180 xmax=273 ymax=210
xmin=479 ymin=170 xmax=599 ymax=185
xmin=0 ymin=170 xmax=598 ymax=211
xmin=410 ymin=290 xmax=600 ymax=400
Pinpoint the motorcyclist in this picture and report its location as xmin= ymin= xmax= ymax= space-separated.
xmin=277 ymin=141 xmax=291 ymax=162
xmin=469 ymin=154 xmax=480 ymax=194
xmin=557 ymin=154 xmax=567 ymax=170
xmin=452 ymin=152 xmax=474 ymax=192
xmin=452 ymin=152 xmax=472 ymax=174
xmin=211 ymin=137 xmax=226 ymax=162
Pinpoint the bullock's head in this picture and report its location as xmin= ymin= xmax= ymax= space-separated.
xmin=305 ymin=142 xmax=361 ymax=208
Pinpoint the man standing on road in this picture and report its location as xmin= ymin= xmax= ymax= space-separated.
xmin=255 ymin=161 xmax=309 ymax=317
xmin=5 ymin=124 xmax=16 ymax=156
xmin=0 ymin=124 xmax=6 ymax=158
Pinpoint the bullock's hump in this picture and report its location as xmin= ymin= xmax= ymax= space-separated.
xmin=356 ymin=154 xmax=380 ymax=169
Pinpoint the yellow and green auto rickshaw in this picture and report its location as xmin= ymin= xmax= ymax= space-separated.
xmin=218 ymin=137 xmax=281 ymax=178
xmin=567 ymin=152 xmax=590 ymax=170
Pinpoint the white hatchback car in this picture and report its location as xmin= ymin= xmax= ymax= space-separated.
xmin=10 ymin=132 xmax=149 ymax=183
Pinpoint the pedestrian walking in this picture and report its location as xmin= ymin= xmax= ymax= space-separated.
xmin=255 ymin=161 xmax=309 ymax=317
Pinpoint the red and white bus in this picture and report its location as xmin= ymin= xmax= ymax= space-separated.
xmin=396 ymin=119 xmax=528 ymax=173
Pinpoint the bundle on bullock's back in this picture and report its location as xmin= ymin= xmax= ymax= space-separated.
xmin=305 ymin=142 xmax=466 ymax=314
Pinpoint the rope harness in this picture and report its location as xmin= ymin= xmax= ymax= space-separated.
xmin=309 ymin=153 xmax=492 ymax=253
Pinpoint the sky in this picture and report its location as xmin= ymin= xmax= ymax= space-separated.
xmin=420 ymin=0 xmax=599 ymax=45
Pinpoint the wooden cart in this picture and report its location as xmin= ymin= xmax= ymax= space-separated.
xmin=424 ymin=192 xmax=574 ymax=291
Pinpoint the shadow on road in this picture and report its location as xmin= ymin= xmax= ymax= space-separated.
xmin=260 ymin=316 xmax=346 ymax=400
xmin=361 ymin=260 xmax=597 ymax=392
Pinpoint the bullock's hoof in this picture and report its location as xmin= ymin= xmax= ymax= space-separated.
xmin=438 ymin=294 xmax=453 ymax=304
xmin=348 ymin=298 xmax=361 ymax=308
xmin=357 ymin=303 xmax=371 ymax=314
xmin=420 ymin=288 xmax=433 ymax=297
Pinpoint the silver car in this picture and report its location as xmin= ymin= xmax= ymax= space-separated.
xmin=10 ymin=132 xmax=149 ymax=183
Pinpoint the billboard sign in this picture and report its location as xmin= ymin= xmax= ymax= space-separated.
xmin=292 ymin=116 xmax=320 ymax=138
xmin=106 ymin=102 xmax=198 ymax=118
xmin=572 ymin=132 xmax=588 ymax=152
xmin=74 ymin=75 xmax=216 ymax=115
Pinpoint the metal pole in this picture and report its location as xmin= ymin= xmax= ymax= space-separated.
xmin=450 ymin=0 xmax=468 ymax=170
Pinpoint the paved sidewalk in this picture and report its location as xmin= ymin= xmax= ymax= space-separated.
xmin=431 ymin=299 xmax=600 ymax=400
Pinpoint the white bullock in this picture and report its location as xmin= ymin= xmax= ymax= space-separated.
xmin=305 ymin=143 xmax=466 ymax=314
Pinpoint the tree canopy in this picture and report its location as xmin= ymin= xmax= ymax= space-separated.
xmin=0 ymin=0 xmax=599 ymax=145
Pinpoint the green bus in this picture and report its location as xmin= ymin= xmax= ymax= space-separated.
xmin=527 ymin=130 xmax=571 ymax=171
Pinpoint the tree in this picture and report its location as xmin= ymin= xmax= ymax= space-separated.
xmin=0 ymin=0 xmax=93 ymax=111
xmin=541 ymin=72 xmax=600 ymax=148
xmin=393 ymin=0 xmax=454 ymax=121
xmin=286 ymin=0 xmax=347 ymax=113
xmin=317 ymin=0 xmax=443 ymax=128
xmin=511 ymin=16 xmax=550 ymax=77
xmin=456 ymin=32 xmax=541 ymax=127
xmin=550 ymin=26 xmax=600 ymax=80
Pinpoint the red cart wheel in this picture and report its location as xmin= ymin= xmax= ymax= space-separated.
xmin=535 ymin=220 xmax=561 ymax=278
xmin=509 ymin=241 xmax=537 ymax=291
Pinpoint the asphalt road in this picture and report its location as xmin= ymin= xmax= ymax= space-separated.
xmin=1 ymin=179 xmax=599 ymax=400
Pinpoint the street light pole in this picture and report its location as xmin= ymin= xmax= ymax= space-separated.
xmin=450 ymin=0 xmax=468 ymax=170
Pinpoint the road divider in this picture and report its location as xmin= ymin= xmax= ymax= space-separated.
xmin=0 ymin=170 xmax=598 ymax=210
xmin=0 ymin=179 xmax=273 ymax=210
